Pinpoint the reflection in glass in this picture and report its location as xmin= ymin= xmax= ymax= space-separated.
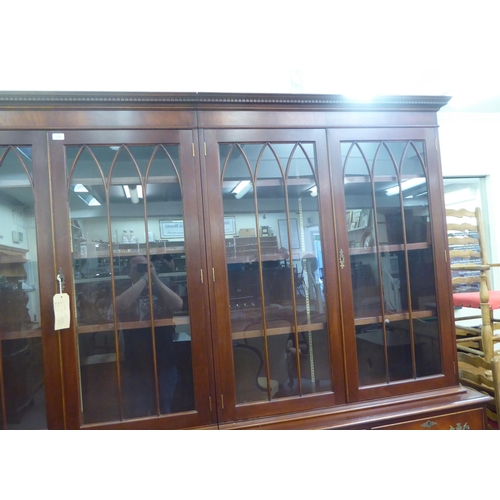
xmin=345 ymin=143 xmax=383 ymax=321
xmin=343 ymin=141 xmax=442 ymax=386
xmin=68 ymin=144 xmax=194 ymax=424
xmin=221 ymin=142 xmax=331 ymax=403
xmin=0 ymin=146 xmax=46 ymax=429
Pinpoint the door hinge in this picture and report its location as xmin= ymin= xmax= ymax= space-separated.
xmin=209 ymin=396 xmax=212 ymax=412
xmin=212 ymin=267 xmax=215 ymax=282
xmin=204 ymin=142 xmax=207 ymax=156
xmin=200 ymin=269 xmax=204 ymax=284
xmin=221 ymin=394 xmax=224 ymax=410
xmin=192 ymin=143 xmax=195 ymax=157
xmin=445 ymin=250 xmax=448 ymax=263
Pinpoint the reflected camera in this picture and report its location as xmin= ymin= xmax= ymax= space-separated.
xmin=136 ymin=263 xmax=148 ymax=273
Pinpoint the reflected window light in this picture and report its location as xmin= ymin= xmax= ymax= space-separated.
xmin=444 ymin=188 xmax=472 ymax=206
xmin=16 ymin=147 xmax=32 ymax=160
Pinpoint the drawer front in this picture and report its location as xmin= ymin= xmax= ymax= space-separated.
xmin=373 ymin=407 xmax=485 ymax=430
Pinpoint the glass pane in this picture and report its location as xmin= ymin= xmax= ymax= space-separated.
xmin=344 ymin=140 xmax=442 ymax=386
xmin=68 ymin=142 xmax=194 ymax=425
xmin=408 ymin=248 xmax=442 ymax=376
xmin=344 ymin=143 xmax=386 ymax=385
xmin=345 ymin=144 xmax=382 ymax=320
xmin=69 ymin=146 xmax=120 ymax=424
xmin=0 ymin=146 xmax=46 ymax=429
xmin=357 ymin=323 xmax=386 ymax=385
xmin=223 ymin=142 xmax=331 ymax=403
xmin=402 ymin=143 xmax=441 ymax=376
xmin=375 ymin=143 xmax=405 ymax=246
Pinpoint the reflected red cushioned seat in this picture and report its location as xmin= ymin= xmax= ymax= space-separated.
xmin=453 ymin=291 xmax=500 ymax=310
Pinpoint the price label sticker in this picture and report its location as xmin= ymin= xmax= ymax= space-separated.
xmin=53 ymin=293 xmax=71 ymax=330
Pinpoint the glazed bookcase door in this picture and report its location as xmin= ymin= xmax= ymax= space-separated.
xmin=203 ymin=129 xmax=345 ymax=422
xmin=48 ymin=130 xmax=215 ymax=429
xmin=0 ymin=132 xmax=62 ymax=430
xmin=329 ymin=128 xmax=456 ymax=402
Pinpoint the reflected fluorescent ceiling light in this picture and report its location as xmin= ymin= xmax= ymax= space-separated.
xmin=71 ymin=183 xmax=100 ymax=206
xmin=309 ymin=186 xmax=318 ymax=197
xmin=78 ymin=194 xmax=101 ymax=206
xmin=385 ymin=178 xmax=426 ymax=196
xmin=123 ymin=185 xmax=143 ymax=204
xmin=232 ymin=180 xmax=252 ymax=199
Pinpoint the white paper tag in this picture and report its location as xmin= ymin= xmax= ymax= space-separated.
xmin=52 ymin=133 xmax=65 ymax=141
xmin=53 ymin=293 xmax=71 ymax=330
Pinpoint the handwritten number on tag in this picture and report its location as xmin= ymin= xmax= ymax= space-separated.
xmin=53 ymin=293 xmax=70 ymax=330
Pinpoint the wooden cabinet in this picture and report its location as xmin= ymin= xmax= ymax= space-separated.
xmin=372 ymin=406 xmax=485 ymax=430
xmin=0 ymin=92 xmax=492 ymax=429
xmin=0 ymin=246 xmax=44 ymax=424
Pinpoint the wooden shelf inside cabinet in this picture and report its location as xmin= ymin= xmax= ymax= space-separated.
xmin=226 ymin=253 xmax=289 ymax=264
xmin=354 ymin=309 xmax=435 ymax=326
xmin=232 ymin=321 xmax=326 ymax=340
xmin=345 ymin=174 xmax=422 ymax=184
xmin=74 ymin=271 xmax=187 ymax=284
xmin=349 ymin=242 xmax=430 ymax=255
xmin=82 ymin=242 xmax=185 ymax=259
xmin=76 ymin=315 xmax=190 ymax=334
xmin=0 ymin=326 xmax=41 ymax=341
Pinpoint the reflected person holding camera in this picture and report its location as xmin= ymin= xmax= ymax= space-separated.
xmin=115 ymin=255 xmax=183 ymax=417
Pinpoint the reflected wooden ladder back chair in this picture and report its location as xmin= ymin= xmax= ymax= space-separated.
xmin=453 ymin=269 xmax=500 ymax=428
xmin=447 ymin=207 xmax=500 ymax=428
xmin=446 ymin=207 xmax=500 ymax=353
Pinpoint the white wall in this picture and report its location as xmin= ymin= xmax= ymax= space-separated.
xmin=0 ymin=201 xmax=29 ymax=251
xmin=438 ymin=112 xmax=500 ymax=284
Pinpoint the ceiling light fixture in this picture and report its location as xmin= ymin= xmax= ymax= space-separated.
xmin=123 ymin=185 xmax=143 ymax=203
xmin=232 ymin=180 xmax=252 ymax=199
xmin=78 ymin=194 xmax=101 ymax=206
xmin=385 ymin=178 xmax=426 ymax=196
xmin=73 ymin=184 xmax=89 ymax=193
xmin=309 ymin=185 xmax=318 ymax=197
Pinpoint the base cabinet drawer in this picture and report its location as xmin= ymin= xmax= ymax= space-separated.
xmin=372 ymin=408 xmax=485 ymax=430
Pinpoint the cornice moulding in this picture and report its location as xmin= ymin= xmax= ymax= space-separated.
xmin=0 ymin=91 xmax=452 ymax=112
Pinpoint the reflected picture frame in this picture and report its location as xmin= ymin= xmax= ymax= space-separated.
xmin=346 ymin=210 xmax=352 ymax=228
xmin=358 ymin=209 xmax=372 ymax=229
xmin=350 ymin=209 xmax=361 ymax=230
xmin=159 ymin=220 xmax=184 ymax=239
xmin=224 ymin=216 xmax=236 ymax=235
xmin=278 ymin=218 xmax=300 ymax=249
